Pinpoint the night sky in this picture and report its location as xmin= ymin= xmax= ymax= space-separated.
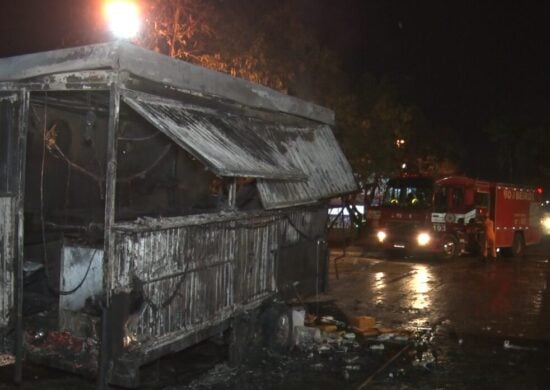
xmin=2 ymin=0 xmax=549 ymax=180
xmin=312 ymin=1 xmax=550 ymax=127
xmin=313 ymin=1 xmax=550 ymax=179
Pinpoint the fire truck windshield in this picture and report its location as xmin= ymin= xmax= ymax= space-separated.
xmin=382 ymin=178 xmax=434 ymax=208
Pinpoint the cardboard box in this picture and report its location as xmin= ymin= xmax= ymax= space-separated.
xmin=353 ymin=327 xmax=379 ymax=337
xmin=317 ymin=324 xmax=338 ymax=333
xmin=350 ymin=316 xmax=376 ymax=329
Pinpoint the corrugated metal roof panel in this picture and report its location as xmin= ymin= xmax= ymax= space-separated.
xmin=123 ymin=91 xmax=357 ymax=208
xmin=122 ymin=92 xmax=304 ymax=180
xmin=257 ymin=125 xmax=358 ymax=209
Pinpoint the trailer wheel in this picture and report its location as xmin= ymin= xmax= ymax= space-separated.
xmin=228 ymin=311 xmax=259 ymax=366
xmin=260 ymin=302 xmax=293 ymax=353
xmin=510 ymin=232 xmax=525 ymax=257
xmin=441 ymin=235 xmax=458 ymax=259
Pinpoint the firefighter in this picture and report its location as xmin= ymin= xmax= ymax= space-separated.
xmin=483 ymin=213 xmax=497 ymax=259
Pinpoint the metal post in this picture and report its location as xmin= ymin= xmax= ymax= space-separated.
xmin=97 ymin=81 xmax=120 ymax=390
xmin=316 ymin=237 xmax=327 ymax=294
xmin=228 ymin=178 xmax=237 ymax=209
xmin=14 ymin=89 xmax=29 ymax=384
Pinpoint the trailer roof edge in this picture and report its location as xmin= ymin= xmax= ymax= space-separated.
xmin=0 ymin=42 xmax=335 ymax=125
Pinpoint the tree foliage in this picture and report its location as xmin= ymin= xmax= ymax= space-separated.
xmin=484 ymin=117 xmax=550 ymax=185
xmin=336 ymin=74 xmax=459 ymax=182
xmin=138 ymin=0 xmax=461 ymax=184
xmin=139 ymin=0 xmax=346 ymax=98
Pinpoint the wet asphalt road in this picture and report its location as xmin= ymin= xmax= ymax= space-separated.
xmin=321 ymin=238 xmax=550 ymax=389
xmin=1 ymin=239 xmax=550 ymax=389
xmin=326 ymin=240 xmax=550 ymax=342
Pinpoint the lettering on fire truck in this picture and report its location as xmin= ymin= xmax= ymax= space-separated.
xmin=502 ymin=188 xmax=535 ymax=201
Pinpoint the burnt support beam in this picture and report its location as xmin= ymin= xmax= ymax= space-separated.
xmin=103 ymin=79 xmax=120 ymax=303
xmin=14 ymin=89 xmax=29 ymax=384
xmin=97 ymin=81 xmax=120 ymax=389
xmin=228 ymin=178 xmax=237 ymax=209
xmin=316 ymin=237 xmax=328 ymax=295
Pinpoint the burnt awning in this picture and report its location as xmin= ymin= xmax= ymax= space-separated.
xmin=256 ymin=125 xmax=358 ymax=209
xmin=123 ymin=91 xmax=357 ymax=209
xmin=122 ymin=92 xmax=304 ymax=180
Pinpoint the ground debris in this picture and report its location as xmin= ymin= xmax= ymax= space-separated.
xmin=412 ymin=350 xmax=436 ymax=369
xmin=0 ymin=353 xmax=15 ymax=367
xmin=503 ymin=340 xmax=538 ymax=351
xmin=349 ymin=316 xmax=376 ymax=329
xmin=179 ymin=363 xmax=238 ymax=389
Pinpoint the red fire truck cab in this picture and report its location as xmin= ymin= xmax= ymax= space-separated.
xmin=375 ymin=175 xmax=543 ymax=258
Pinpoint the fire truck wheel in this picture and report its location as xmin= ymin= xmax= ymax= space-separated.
xmin=474 ymin=232 xmax=486 ymax=255
xmin=440 ymin=235 xmax=458 ymax=259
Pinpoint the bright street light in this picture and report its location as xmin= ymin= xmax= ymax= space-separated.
xmin=104 ymin=1 xmax=141 ymax=40
xmin=395 ymin=138 xmax=406 ymax=148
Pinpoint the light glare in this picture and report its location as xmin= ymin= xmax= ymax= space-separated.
xmin=105 ymin=1 xmax=140 ymax=39
xmin=376 ymin=230 xmax=387 ymax=242
xmin=411 ymin=265 xmax=431 ymax=309
xmin=417 ymin=232 xmax=431 ymax=246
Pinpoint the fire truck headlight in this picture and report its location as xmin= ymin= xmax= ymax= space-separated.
xmin=376 ymin=230 xmax=387 ymax=242
xmin=542 ymin=216 xmax=550 ymax=233
xmin=417 ymin=232 xmax=431 ymax=246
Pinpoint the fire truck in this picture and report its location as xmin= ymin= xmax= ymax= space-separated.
xmin=375 ymin=174 xmax=543 ymax=258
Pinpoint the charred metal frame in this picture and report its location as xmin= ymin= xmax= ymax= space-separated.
xmin=0 ymin=90 xmax=29 ymax=383
xmin=0 ymin=42 xmax=357 ymax=388
xmin=14 ymin=90 xmax=29 ymax=383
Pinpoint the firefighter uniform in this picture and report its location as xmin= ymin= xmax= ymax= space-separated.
xmin=483 ymin=215 xmax=497 ymax=259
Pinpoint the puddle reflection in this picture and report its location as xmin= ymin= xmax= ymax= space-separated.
xmin=374 ymin=272 xmax=385 ymax=288
xmin=368 ymin=265 xmax=433 ymax=309
xmin=374 ymin=272 xmax=386 ymax=304
xmin=410 ymin=265 xmax=432 ymax=310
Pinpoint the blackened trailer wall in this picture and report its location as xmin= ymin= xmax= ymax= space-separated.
xmin=0 ymin=42 xmax=358 ymax=386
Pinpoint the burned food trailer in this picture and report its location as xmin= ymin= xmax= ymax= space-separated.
xmin=0 ymin=42 xmax=357 ymax=386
